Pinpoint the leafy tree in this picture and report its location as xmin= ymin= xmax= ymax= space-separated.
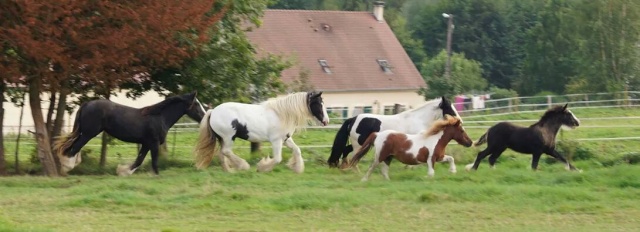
xmin=405 ymin=0 xmax=513 ymax=89
xmin=0 ymin=1 xmax=225 ymax=176
xmin=517 ymin=0 xmax=580 ymax=95
xmin=418 ymin=50 xmax=487 ymax=99
xmin=566 ymin=0 xmax=640 ymax=93
xmin=124 ymin=0 xmax=291 ymax=106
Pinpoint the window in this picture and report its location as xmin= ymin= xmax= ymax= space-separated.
xmin=383 ymin=104 xmax=406 ymax=115
xmin=353 ymin=106 xmax=373 ymax=116
xmin=326 ymin=106 xmax=348 ymax=119
xmin=318 ymin=59 xmax=331 ymax=74
xmin=376 ymin=59 xmax=392 ymax=74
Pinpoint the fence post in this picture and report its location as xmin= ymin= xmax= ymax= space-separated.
xmin=393 ymin=104 xmax=401 ymax=114
xmin=584 ymin=94 xmax=589 ymax=107
xmin=508 ymin=98 xmax=512 ymax=113
xmin=547 ymin=95 xmax=552 ymax=108
xmin=171 ymin=127 xmax=177 ymax=156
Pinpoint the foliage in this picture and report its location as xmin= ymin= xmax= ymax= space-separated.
xmin=418 ymin=50 xmax=487 ymax=99
xmin=270 ymin=0 xmax=640 ymax=96
xmin=488 ymin=86 xmax=519 ymax=99
xmin=0 ymin=0 xmax=224 ymax=90
xmin=125 ymin=0 xmax=291 ymax=105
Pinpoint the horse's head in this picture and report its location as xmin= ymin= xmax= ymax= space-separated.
xmin=438 ymin=96 xmax=462 ymax=122
xmin=549 ymin=103 xmax=581 ymax=129
xmin=307 ymin=91 xmax=329 ymax=126
xmin=185 ymin=91 xmax=206 ymax=122
xmin=441 ymin=114 xmax=473 ymax=147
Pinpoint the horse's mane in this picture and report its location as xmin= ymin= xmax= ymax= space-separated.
xmin=530 ymin=105 xmax=565 ymax=127
xmin=423 ymin=115 xmax=460 ymax=136
xmin=400 ymin=97 xmax=442 ymax=115
xmin=141 ymin=95 xmax=189 ymax=116
xmin=262 ymin=92 xmax=311 ymax=132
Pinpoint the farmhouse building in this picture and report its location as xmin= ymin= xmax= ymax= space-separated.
xmin=245 ymin=3 xmax=426 ymax=118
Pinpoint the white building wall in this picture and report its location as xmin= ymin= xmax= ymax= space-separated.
xmin=2 ymin=89 xmax=427 ymax=134
xmin=321 ymin=90 xmax=426 ymax=118
xmin=3 ymin=90 xmax=166 ymax=134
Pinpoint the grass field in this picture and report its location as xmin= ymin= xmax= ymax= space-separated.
xmin=1 ymin=107 xmax=639 ymax=231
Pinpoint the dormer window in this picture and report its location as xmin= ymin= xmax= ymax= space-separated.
xmin=377 ymin=59 xmax=392 ymax=74
xmin=318 ymin=59 xmax=331 ymax=74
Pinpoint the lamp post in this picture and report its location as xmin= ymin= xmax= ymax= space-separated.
xmin=442 ymin=13 xmax=454 ymax=80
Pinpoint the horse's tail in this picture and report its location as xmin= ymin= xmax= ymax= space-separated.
xmin=473 ymin=131 xmax=488 ymax=147
xmin=53 ymin=103 xmax=84 ymax=159
xmin=194 ymin=110 xmax=218 ymax=170
xmin=327 ymin=117 xmax=356 ymax=167
xmin=348 ymin=132 xmax=377 ymax=169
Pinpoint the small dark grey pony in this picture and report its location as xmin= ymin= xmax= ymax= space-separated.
xmin=54 ymin=92 xmax=206 ymax=176
xmin=466 ymin=104 xmax=581 ymax=171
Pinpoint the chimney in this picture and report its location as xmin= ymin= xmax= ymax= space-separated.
xmin=373 ymin=1 xmax=385 ymax=22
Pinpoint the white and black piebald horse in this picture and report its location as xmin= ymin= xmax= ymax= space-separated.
xmin=194 ymin=91 xmax=329 ymax=173
xmin=327 ymin=96 xmax=461 ymax=168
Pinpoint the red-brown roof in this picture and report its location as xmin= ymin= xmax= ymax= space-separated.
xmin=245 ymin=10 xmax=426 ymax=92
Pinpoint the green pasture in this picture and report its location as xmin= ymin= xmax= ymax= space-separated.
xmin=1 ymin=106 xmax=639 ymax=231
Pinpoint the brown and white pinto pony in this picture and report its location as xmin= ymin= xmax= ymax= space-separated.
xmin=349 ymin=115 xmax=473 ymax=181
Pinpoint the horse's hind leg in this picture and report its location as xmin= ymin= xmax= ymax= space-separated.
xmin=217 ymin=150 xmax=233 ymax=172
xmin=60 ymin=128 xmax=103 ymax=173
xmin=378 ymin=156 xmax=392 ymax=180
xmin=339 ymin=144 xmax=353 ymax=168
xmin=284 ymin=138 xmax=304 ymax=173
xmin=361 ymin=160 xmax=380 ymax=182
xmin=220 ymin=138 xmax=250 ymax=171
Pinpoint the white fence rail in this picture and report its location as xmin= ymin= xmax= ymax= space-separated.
xmin=3 ymin=91 xmax=640 ymax=150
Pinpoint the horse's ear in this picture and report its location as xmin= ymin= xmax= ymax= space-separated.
xmin=440 ymin=96 xmax=450 ymax=106
xmin=311 ymin=91 xmax=322 ymax=98
xmin=454 ymin=118 xmax=462 ymax=127
xmin=562 ymin=103 xmax=568 ymax=111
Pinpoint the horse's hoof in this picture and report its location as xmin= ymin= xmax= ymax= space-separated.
xmin=117 ymin=164 xmax=129 ymax=176
xmin=450 ymin=169 xmax=457 ymax=174
xmin=464 ymin=164 xmax=474 ymax=171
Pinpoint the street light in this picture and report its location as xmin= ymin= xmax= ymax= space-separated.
xmin=443 ymin=13 xmax=454 ymax=80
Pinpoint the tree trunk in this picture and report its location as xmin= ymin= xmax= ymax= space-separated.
xmin=50 ymin=88 xmax=69 ymax=169
xmin=14 ymin=93 xmax=26 ymax=175
xmin=29 ymin=79 xmax=59 ymax=177
xmin=0 ymin=84 xmax=6 ymax=175
xmin=100 ymin=91 xmax=111 ymax=168
xmin=51 ymin=88 xmax=68 ymax=141
xmin=46 ymin=89 xmax=57 ymax=136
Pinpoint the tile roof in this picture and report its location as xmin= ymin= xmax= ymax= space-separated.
xmin=245 ymin=10 xmax=426 ymax=92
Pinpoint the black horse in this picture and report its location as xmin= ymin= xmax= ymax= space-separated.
xmin=466 ymin=104 xmax=581 ymax=171
xmin=54 ymin=92 xmax=206 ymax=176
